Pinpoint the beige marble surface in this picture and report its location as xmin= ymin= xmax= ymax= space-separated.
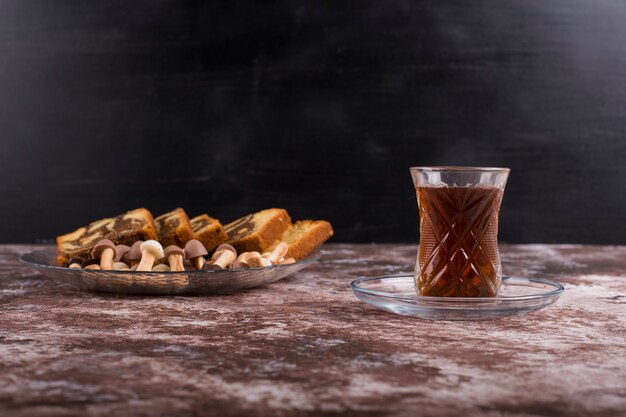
xmin=0 ymin=244 xmax=625 ymax=417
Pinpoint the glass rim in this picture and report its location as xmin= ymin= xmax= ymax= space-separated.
xmin=410 ymin=166 xmax=510 ymax=173
xmin=350 ymin=275 xmax=564 ymax=302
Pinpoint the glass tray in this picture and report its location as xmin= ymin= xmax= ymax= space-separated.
xmin=20 ymin=249 xmax=320 ymax=295
xmin=351 ymin=275 xmax=564 ymax=321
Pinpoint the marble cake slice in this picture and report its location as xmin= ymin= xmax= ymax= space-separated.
xmin=56 ymin=208 xmax=157 ymax=266
xmin=190 ymin=214 xmax=228 ymax=252
xmin=154 ymin=207 xmax=194 ymax=247
xmin=270 ymin=220 xmax=333 ymax=261
xmin=224 ymin=208 xmax=291 ymax=254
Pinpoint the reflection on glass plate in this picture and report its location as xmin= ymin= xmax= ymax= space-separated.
xmin=351 ymin=275 xmax=564 ymax=321
xmin=20 ymin=249 xmax=320 ymax=295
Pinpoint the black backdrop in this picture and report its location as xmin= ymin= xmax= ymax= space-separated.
xmin=1 ymin=1 xmax=625 ymax=244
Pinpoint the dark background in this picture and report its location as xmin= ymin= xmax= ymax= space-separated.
xmin=1 ymin=1 xmax=625 ymax=244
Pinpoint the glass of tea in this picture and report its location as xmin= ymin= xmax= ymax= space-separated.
xmin=410 ymin=167 xmax=510 ymax=297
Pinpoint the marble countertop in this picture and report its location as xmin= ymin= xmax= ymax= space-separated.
xmin=1 ymin=243 xmax=625 ymax=417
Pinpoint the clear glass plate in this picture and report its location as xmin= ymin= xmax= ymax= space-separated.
xmin=351 ymin=275 xmax=564 ymax=321
xmin=20 ymin=249 xmax=320 ymax=295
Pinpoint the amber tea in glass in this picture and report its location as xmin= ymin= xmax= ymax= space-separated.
xmin=410 ymin=167 xmax=510 ymax=297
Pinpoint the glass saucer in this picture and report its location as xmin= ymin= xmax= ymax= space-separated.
xmin=351 ymin=275 xmax=564 ymax=321
xmin=20 ymin=249 xmax=320 ymax=295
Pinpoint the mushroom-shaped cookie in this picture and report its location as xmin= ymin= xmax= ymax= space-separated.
xmin=279 ymin=257 xmax=296 ymax=265
xmin=231 ymin=260 xmax=249 ymax=269
xmin=114 ymin=244 xmax=131 ymax=262
xmin=81 ymin=259 xmax=101 ymax=270
xmin=137 ymin=240 xmax=164 ymax=272
xmin=164 ymin=245 xmax=185 ymax=272
xmin=112 ymin=261 xmax=130 ymax=270
xmin=66 ymin=257 xmax=84 ymax=269
xmin=244 ymin=251 xmax=264 ymax=268
xmin=125 ymin=241 xmax=143 ymax=267
xmin=91 ymin=239 xmax=117 ymax=270
xmin=211 ymin=244 xmax=237 ymax=261
xmin=152 ymin=264 xmax=171 ymax=272
xmin=265 ymin=242 xmax=289 ymax=264
xmin=184 ymin=240 xmax=208 ymax=270
xmin=230 ymin=252 xmax=250 ymax=269
xmin=208 ymin=244 xmax=237 ymax=270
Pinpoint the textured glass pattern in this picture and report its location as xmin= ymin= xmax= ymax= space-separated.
xmin=351 ymin=275 xmax=564 ymax=321
xmin=20 ymin=250 xmax=320 ymax=295
xmin=416 ymin=186 xmax=504 ymax=297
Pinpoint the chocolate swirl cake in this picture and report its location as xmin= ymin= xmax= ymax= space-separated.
xmin=154 ymin=208 xmax=194 ymax=248
xmin=190 ymin=214 xmax=228 ymax=253
xmin=225 ymin=208 xmax=291 ymax=253
xmin=56 ymin=208 xmax=157 ymax=266
xmin=269 ymin=220 xmax=334 ymax=260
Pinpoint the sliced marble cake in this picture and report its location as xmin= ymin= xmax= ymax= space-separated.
xmin=190 ymin=214 xmax=228 ymax=252
xmin=56 ymin=208 xmax=157 ymax=266
xmin=154 ymin=207 xmax=194 ymax=247
xmin=269 ymin=220 xmax=333 ymax=260
xmin=224 ymin=208 xmax=291 ymax=254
